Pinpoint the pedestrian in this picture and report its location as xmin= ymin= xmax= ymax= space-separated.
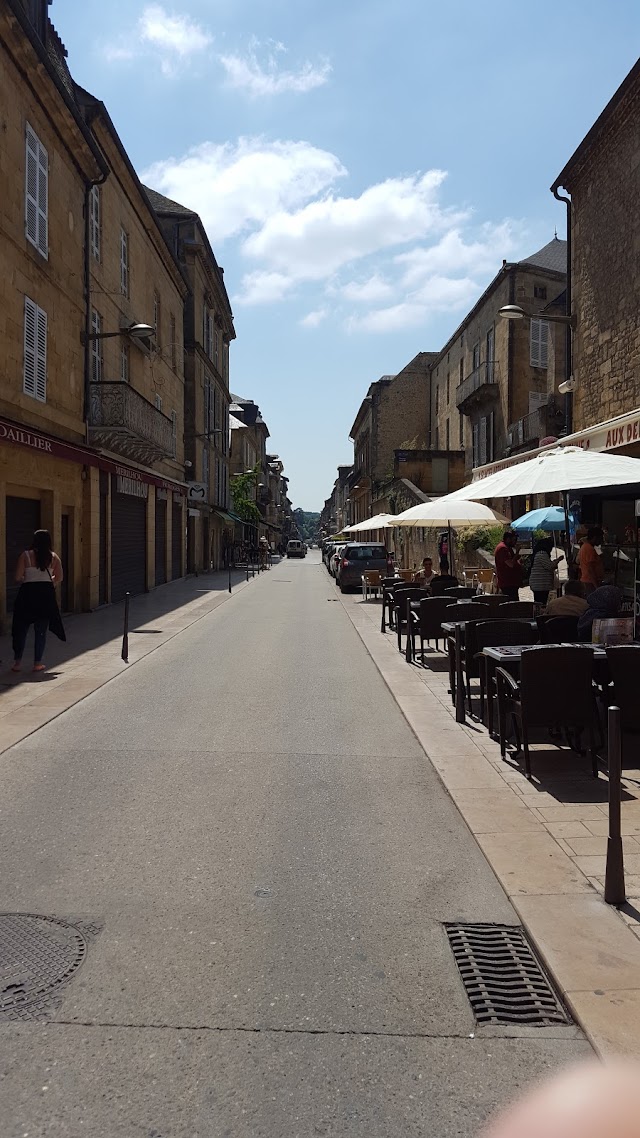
xmin=577 ymin=526 xmax=605 ymax=595
xmin=11 ymin=529 xmax=65 ymax=673
xmin=494 ymin=530 xmax=523 ymax=601
xmin=577 ymin=582 xmax=623 ymax=641
xmin=528 ymin=537 xmax=564 ymax=606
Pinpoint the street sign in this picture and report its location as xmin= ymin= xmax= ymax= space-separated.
xmin=187 ymin=482 xmax=208 ymax=503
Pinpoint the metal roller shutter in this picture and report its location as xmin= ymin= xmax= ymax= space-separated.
xmin=5 ymin=496 xmax=41 ymax=613
xmin=111 ymin=475 xmax=147 ymax=601
xmin=155 ymin=497 xmax=167 ymax=586
xmin=171 ymin=501 xmax=183 ymax=579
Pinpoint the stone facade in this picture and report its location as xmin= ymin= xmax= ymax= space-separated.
xmin=554 ymin=61 xmax=640 ymax=432
xmin=429 ymin=241 xmax=567 ymax=476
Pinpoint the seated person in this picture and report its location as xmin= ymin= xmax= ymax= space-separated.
xmin=544 ymin=579 xmax=589 ymax=618
xmin=430 ymin=558 xmax=459 ymax=596
xmin=412 ymin=556 xmax=436 ymax=590
xmin=577 ymin=582 xmax=623 ymax=641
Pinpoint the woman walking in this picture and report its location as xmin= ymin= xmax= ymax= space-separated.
xmin=12 ymin=529 xmax=65 ymax=673
xmin=528 ymin=537 xmax=564 ymax=606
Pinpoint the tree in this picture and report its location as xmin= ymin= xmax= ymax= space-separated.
xmin=230 ymin=467 xmax=261 ymax=523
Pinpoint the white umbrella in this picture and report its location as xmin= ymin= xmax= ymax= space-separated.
xmin=346 ymin=513 xmax=394 ymax=532
xmin=445 ymin=446 xmax=640 ymax=501
xmin=389 ymin=500 xmax=508 ymax=527
xmin=389 ymin=499 xmax=507 ymax=575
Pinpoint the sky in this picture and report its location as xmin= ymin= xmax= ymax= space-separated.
xmin=55 ymin=1 xmax=639 ymax=510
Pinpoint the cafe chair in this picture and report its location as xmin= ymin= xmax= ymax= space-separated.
xmin=407 ymin=596 xmax=457 ymax=663
xmin=445 ymin=604 xmax=495 ymax=706
xmin=538 ymin=615 xmax=580 ymax=644
xmin=444 ymin=586 xmax=476 ymax=599
xmin=496 ymin=646 xmax=599 ymax=780
xmin=380 ymin=579 xmax=407 ymax=632
xmin=604 ymin=646 xmax=640 ymax=764
xmin=474 ymin=620 xmax=540 ymax=727
xmin=471 ymin=593 xmax=510 ymax=610
xmin=361 ymin=570 xmax=382 ymax=601
xmin=392 ymin=588 xmax=423 ymax=653
xmin=497 ymin=601 xmax=537 ymax=619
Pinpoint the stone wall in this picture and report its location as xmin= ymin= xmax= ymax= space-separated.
xmin=568 ymin=84 xmax=640 ymax=430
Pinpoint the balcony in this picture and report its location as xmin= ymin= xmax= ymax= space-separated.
xmin=507 ymin=399 xmax=566 ymax=453
xmin=456 ymin=361 xmax=500 ymax=414
xmin=88 ymin=382 xmax=174 ymax=465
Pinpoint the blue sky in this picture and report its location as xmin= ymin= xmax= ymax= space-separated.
xmin=56 ymin=0 xmax=639 ymax=510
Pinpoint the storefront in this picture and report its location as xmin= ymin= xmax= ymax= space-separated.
xmin=0 ymin=415 xmax=186 ymax=629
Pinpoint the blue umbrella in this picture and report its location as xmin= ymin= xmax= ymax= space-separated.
xmin=511 ymin=506 xmax=575 ymax=533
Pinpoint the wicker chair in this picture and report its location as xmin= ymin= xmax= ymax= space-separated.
xmin=497 ymin=601 xmax=537 ymax=619
xmin=407 ymin=596 xmax=457 ymax=663
xmin=361 ymin=570 xmax=382 ymax=601
xmin=392 ymin=588 xmax=424 ymax=652
xmin=538 ymin=616 xmax=580 ymax=644
xmin=473 ymin=619 xmax=540 ymax=725
xmin=496 ymin=646 xmax=599 ymax=779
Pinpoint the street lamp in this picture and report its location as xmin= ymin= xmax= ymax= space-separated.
xmin=498 ymin=305 xmax=576 ymax=329
xmin=85 ymin=322 xmax=155 ymax=342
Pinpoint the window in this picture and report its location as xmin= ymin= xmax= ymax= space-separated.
xmin=25 ymin=123 xmax=48 ymax=257
xmin=213 ymin=327 xmax=219 ymax=369
xmin=435 ymin=385 xmax=439 ymax=415
xmin=204 ymin=379 xmax=212 ymax=433
xmin=120 ymin=228 xmax=129 ymax=296
xmin=472 ymin=413 xmax=494 ymax=468
xmin=446 ymin=373 xmax=450 ymax=403
xmin=459 ymin=411 xmax=464 ymax=447
xmin=171 ymin=409 xmax=177 ymax=458
xmin=23 ymin=296 xmax=47 ymax=401
xmin=445 ymin=418 xmax=450 ymax=450
xmin=472 ymin=342 xmax=480 ymax=371
xmin=486 ymin=325 xmax=495 ymax=380
xmin=202 ymin=446 xmax=209 ymax=489
xmin=153 ymin=291 xmax=161 ymax=347
xmin=534 ymin=284 xmax=547 ymax=300
xmin=170 ymin=314 xmax=176 ymax=370
xmin=121 ymin=342 xmax=130 ymax=383
xmin=459 ymin=358 xmax=464 ymax=385
xmin=89 ymin=185 xmax=101 ymax=260
xmin=203 ymin=308 xmax=214 ymax=358
xmin=528 ymin=391 xmax=549 ymax=414
xmin=154 ymin=393 xmax=162 ymax=411
xmin=223 ymin=340 xmax=229 ymax=382
xmin=91 ymin=309 xmax=102 ymax=381
xmin=434 ymin=425 xmax=439 ymax=449
xmin=530 ymin=318 xmax=549 ymax=368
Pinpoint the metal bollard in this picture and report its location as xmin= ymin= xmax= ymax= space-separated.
xmin=228 ymin=560 xmax=232 ymax=594
xmin=121 ymin=592 xmax=130 ymax=663
xmin=604 ymin=705 xmax=626 ymax=905
xmin=455 ymin=623 xmax=466 ymax=724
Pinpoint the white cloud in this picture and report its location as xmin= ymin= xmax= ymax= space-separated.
xmin=395 ymin=223 xmax=517 ymax=287
xmin=339 ymin=275 xmax=394 ymax=304
xmin=236 ymin=271 xmax=293 ymax=306
xmin=220 ymin=41 xmax=331 ymax=97
xmin=347 ymin=277 xmax=480 ymax=334
xmin=299 ymin=308 xmax=327 ymax=328
xmin=105 ymin=4 xmax=211 ymax=76
xmin=142 ymin=138 xmax=346 ymax=243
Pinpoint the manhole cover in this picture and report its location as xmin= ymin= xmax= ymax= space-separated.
xmin=446 ymin=923 xmax=571 ymax=1026
xmin=0 ymin=913 xmax=87 ymax=1020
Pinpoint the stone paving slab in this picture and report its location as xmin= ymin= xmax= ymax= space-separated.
xmin=340 ymin=588 xmax=640 ymax=1058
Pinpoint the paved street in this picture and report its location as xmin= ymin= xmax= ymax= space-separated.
xmin=0 ymin=552 xmax=589 ymax=1137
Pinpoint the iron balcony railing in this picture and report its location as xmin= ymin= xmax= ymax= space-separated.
xmin=507 ymin=400 xmax=565 ymax=451
xmin=455 ymin=360 xmax=500 ymax=410
xmin=88 ymin=382 xmax=174 ymax=464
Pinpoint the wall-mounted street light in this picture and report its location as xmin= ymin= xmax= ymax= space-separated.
xmin=85 ymin=322 xmax=155 ymax=342
xmin=498 ymin=305 xmax=576 ymax=329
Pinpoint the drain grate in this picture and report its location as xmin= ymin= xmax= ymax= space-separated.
xmin=0 ymin=913 xmax=89 ymax=1022
xmin=446 ymin=923 xmax=571 ymax=1026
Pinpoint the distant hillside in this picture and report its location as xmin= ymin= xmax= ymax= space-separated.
xmin=293 ymin=510 xmax=320 ymax=541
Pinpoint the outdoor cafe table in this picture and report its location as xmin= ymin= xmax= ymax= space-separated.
xmin=440 ymin=617 xmax=539 ymax=726
xmin=481 ymin=643 xmax=608 ymax=739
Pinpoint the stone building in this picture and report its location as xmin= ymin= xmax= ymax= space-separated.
xmin=0 ymin=1 xmax=106 ymax=624
xmin=229 ymin=395 xmax=271 ymax=543
xmin=552 ymin=57 xmax=640 ymax=446
xmin=349 ymin=353 xmax=437 ymax=523
xmin=429 ymin=239 xmax=567 ymax=479
xmin=76 ymin=89 xmax=189 ymax=604
xmin=144 ymin=188 xmax=235 ymax=571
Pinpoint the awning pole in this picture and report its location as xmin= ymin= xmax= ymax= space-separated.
xmin=562 ymin=490 xmax=572 ymax=567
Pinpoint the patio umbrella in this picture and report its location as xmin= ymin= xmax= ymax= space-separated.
xmin=445 ymin=446 xmax=640 ymax=501
xmin=389 ymin=500 xmax=508 ymax=574
xmin=346 ymin=513 xmax=394 ymax=532
xmin=511 ymin=506 xmax=576 ymax=533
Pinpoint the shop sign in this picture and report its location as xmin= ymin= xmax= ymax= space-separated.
xmin=187 ymin=482 xmax=208 ymax=504
xmin=117 ymin=474 xmax=148 ymax=499
xmin=156 ymin=488 xmax=169 ymax=501
xmin=0 ymin=422 xmax=53 ymax=453
xmin=571 ymin=416 xmax=640 ymax=452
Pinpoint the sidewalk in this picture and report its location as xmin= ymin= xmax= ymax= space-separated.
xmin=340 ymin=588 xmax=640 ymax=1059
xmin=0 ymin=567 xmax=257 ymax=755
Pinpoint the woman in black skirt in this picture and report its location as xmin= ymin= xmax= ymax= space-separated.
xmin=12 ymin=529 xmax=65 ymax=673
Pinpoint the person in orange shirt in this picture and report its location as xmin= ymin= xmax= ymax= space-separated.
xmin=577 ymin=527 xmax=604 ymax=595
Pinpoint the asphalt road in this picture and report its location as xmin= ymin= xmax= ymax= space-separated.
xmin=0 ymin=552 xmax=589 ymax=1136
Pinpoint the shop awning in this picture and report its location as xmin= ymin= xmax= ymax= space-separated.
xmin=214 ymin=509 xmax=245 ymax=525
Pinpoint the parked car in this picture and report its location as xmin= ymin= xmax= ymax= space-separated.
xmin=286 ymin=539 xmax=305 ymax=558
xmin=330 ymin=544 xmax=347 ymax=578
xmin=337 ymin=543 xmax=388 ymax=592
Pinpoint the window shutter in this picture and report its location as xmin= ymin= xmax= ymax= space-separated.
xmin=35 ymin=306 xmax=47 ymax=400
xmin=154 ymin=393 xmax=162 ymax=411
xmin=528 ymin=391 xmax=549 ymax=414
xmin=23 ymin=296 xmax=37 ymax=397
xmin=530 ymin=318 xmax=548 ymax=368
xmin=472 ymin=422 xmax=479 ymax=467
xmin=171 ymin=410 xmax=177 ymax=457
xmin=26 ymin=125 xmax=48 ymax=257
xmin=479 ymin=416 xmax=488 ymax=467
xmin=487 ymin=411 xmax=494 ymax=462
xmin=120 ymin=229 xmax=129 ymax=295
xmin=91 ymin=309 xmax=102 ymax=381
xmin=90 ymin=185 xmax=100 ymax=259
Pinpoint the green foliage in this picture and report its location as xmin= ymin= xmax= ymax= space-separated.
xmin=293 ymin=509 xmax=321 ymax=540
xmin=230 ymin=467 xmax=261 ymax=523
xmin=456 ymin=523 xmax=505 ymax=553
